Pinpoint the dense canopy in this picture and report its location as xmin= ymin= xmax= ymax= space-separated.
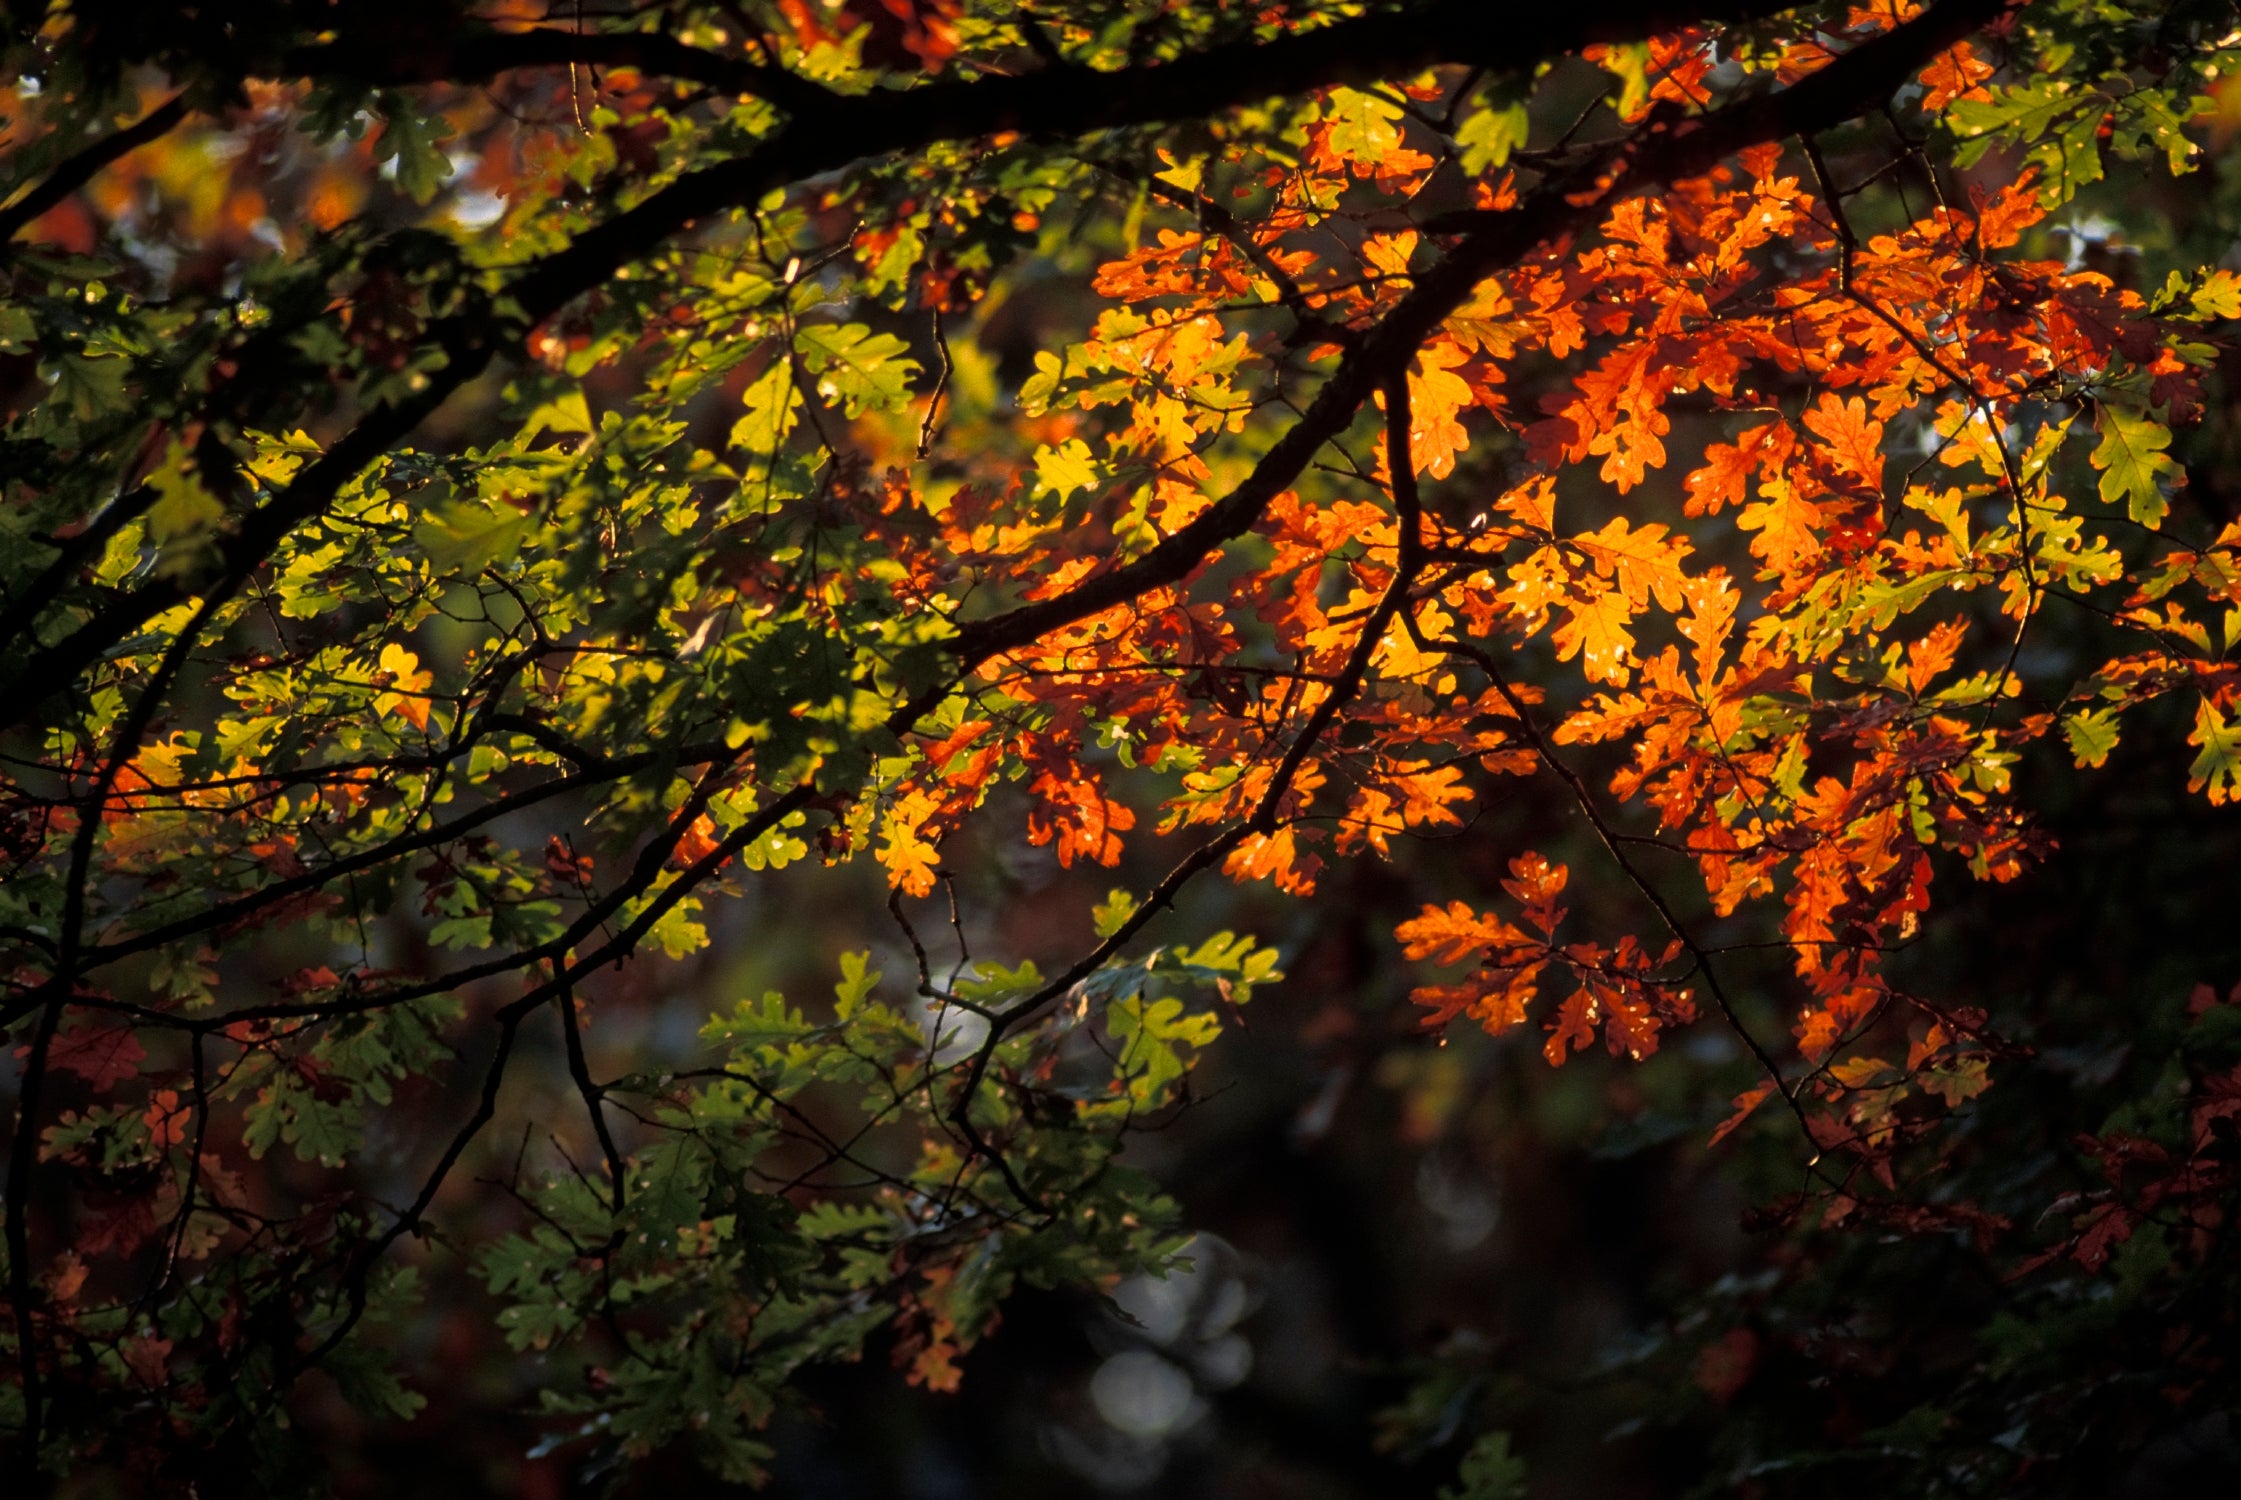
xmin=4 ymin=0 xmax=2241 ymax=1493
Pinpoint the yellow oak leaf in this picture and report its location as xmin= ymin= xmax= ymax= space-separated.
xmin=373 ymin=644 xmax=434 ymax=731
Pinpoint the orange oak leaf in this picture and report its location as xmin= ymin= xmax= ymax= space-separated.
xmin=1553 ymin=588 xmax=1640 ymax=687
xmin=1397 ymin=900 xmax=1527 ymax=966
xmin=1544 ymin=986 xmax=1599 ymax=1065
xmin=1801 ymin=392 xmax=1886 ymax=492
xmin=1685 ymin=421 xmax=1791 ymax=517
xmin=1710 ymin=1082 xmax=1779 ymax=1145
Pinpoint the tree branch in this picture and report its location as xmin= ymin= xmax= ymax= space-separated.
xmin=951 ymin=0 xmax=2010 ymax=671
xmin=0 ymin=95 xmax=189 ymax=245
xmin=282 ymin=27 xmax=840 ymax=116
xmin=0 ymin=0 xmax=1800 ymax=727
